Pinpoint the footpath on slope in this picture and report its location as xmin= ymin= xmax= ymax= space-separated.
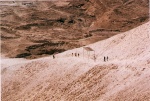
xmin=1 ymin=21 xmax=150 ymax=101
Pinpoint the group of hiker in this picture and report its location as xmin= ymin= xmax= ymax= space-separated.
xmin=72 ymin=53 xmax=80 ymax=57
xmin=52 ymin=53 xmax=109 ymax=62
xmin=71 ymin=53 xmax=109 ymax=62
xmin=104 ymin=56 xmax=109 ymax=62
xmin=93 ymin=55 xmax=109 ymax=62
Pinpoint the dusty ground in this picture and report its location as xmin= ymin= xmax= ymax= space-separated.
xmin=1 ymin=21 xmax=150 ymax=101
xmin=0 ymin=0 xmax=149 ymax=59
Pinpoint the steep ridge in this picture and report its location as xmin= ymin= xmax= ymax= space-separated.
xmin=1 ymin=22 xmax=150 ymax=100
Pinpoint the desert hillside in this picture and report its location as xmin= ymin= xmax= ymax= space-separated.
xmin=1 ymin=21 xmax=150 ymax=101
xmin=0 ymin=0 xmax=149 ymax=59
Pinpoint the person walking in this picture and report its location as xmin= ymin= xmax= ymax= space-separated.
xmin=78 ymin=53 xmax=79 ymax=57
xmin=104 ymin=56 xmax=106 ymax=62
xmin=94 ymin=55 xmax=96 ymax=62
xmin=107 ymin=56 xmax=108 ymax=61
xmin=75 ymin=53 xmax=77 ymax=57
xmin=53 ymin=54 xmax=55 ymax=59
xmin=72 ymin=53 xmax=73 ymax=57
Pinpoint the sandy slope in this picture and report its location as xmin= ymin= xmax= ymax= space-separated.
xmin=1 ymin=21 xmax=150 ymax=101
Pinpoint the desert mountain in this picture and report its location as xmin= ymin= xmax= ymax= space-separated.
xmin=0 ymin=0 xmax=149 ymax=59
xmin=1 ymin=21 xmax=150 ymax=101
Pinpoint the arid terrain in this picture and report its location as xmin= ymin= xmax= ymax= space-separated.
xmin=1 ymin=21 xmax=150 ymax=101
xmin=0 ymin=0 xmax=149 ymax=59
xmin=1 ymin=1 xmax=150 ymax=101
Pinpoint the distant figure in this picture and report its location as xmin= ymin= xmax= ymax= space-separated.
xmin=104 ymin=56 xmax=106 ymax=62
xmin=53 ymin=55 xmax=55 ymax=59
xmin=94 ymin=55 xmax=96 ymax=62
xmin=72 ymin=53 xmax=73 ymax=56
xmin=75 ymin=53 xmax=77 ymax=57
xmin=78 ymin=53 xmax=79 ymax=57
xmin=107 ymin=56 xmax=108 ymax=61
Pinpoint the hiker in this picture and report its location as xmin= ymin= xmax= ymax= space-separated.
xmin=75 ymin=53 xmax=77 ymax=57
xmin=94 ymin=55 xmax=96 ymax=62
xmin=53 ymin=54 xmax=55 ymax=59
xmin=104 ymin=56 xmax=106 ymax=62
xmin=107 ymin=56 xmax=108 ymax=61
xmin=78 ymin=53 xmax=79 ymax=57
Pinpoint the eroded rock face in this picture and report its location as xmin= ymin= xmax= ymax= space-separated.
xmin=0 ymin=0 xmax=149 ymax=59
xmin=84 ymin=0 xmax=149 ymax=31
